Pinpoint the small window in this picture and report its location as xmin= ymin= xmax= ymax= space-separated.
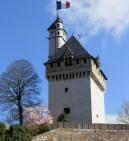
xmin=69 ymin=57 xmax=72 ymax=66
xmin=57 ymin=32 xmax=60 ymax=35
xmin=65 ymin=57 xmax=72 ymax=66
xmin=59 ymin=74 xmax=61 ymax=79
xmin=57 ymin=62 xmax=60 ymax=67
xmin=83 ymin=72 xmax=86 ymax=76
xmin=50 ymin=63 xmax=53 ymax=68
xmin=84 ymin=59 xmax=87 ymax=63
xmin=65 ymin=87 xmax=68 ymax=93
xmin=51 ymin=31 xmax=53 ymax=34
xmin=56 ymin=75 xmax=58 ymax=80
xmin=65 ymin=58 xmax=68 ymax=66
xmin=76 ymin=59 xmax=79 ymax=64
xmin=64 ymin=108 xmax=70 ymax=114
xmin=58 ymin=24 xmax=60 ymax=27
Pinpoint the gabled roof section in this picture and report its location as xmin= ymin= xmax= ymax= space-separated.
xmin=64 ymin=46 xmax=74 ymax=58
xmin=48 ymin=15 xmax=63 ymax=31
xmin=62 ymin=36 xmax=92 ymax=58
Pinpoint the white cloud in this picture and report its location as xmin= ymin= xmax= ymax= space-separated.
xmin=106 ymin=114 xmax=122 ymax=124
xmin=49 ymin=0 xmax=129 ymax=42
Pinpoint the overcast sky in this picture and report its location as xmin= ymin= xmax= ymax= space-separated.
xmin=0 ymin=0 xmax=129 ymax=123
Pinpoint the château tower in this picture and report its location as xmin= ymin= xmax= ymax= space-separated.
xmin=48 ymin=15 xmax=67 ymax=58
xmin=45 ymin=16 xmax=107 ymax=123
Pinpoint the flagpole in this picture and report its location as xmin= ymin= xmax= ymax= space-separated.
xmin=56 ymin=0 xmax=58 ymax=17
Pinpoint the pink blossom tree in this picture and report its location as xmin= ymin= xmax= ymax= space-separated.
xmin=24 ymin=104 xmax=53 ymax=127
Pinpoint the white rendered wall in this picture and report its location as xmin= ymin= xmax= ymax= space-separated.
xmin=49 ymin=37 xmax=56 ymax=57
xmin=49 ymin=77 xmax=92 ymax=122
xmin=90 ymin=77 xmax=105 ymax=123
xmin=48 ymin=22 xmax=66 ymax=57
xmin=56 ymin=36 xmax=65 ymax=49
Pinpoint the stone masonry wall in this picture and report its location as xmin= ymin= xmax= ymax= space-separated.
xmin=32 ymin=128 xmax=129 ymax=141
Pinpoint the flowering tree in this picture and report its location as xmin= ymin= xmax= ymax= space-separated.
xmin=24 ymin=104 xmax=53 ymax=127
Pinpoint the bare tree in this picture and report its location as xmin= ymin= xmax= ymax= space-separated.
xmin=118 ymin=100 xmax=129 ymax=124
xmin=0 ymin=59 xmax=41 ymax=125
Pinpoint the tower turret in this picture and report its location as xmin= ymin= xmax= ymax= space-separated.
xmin=48 ymin=15 xmax=67 ymax=59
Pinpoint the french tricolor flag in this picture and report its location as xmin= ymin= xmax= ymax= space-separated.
xmin=56 ymin=1 xmax=70 ymax=10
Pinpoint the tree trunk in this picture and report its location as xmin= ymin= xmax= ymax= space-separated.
xmin=18 ymin=102 xmax=23 ymax=126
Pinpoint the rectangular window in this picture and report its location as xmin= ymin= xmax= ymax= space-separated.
xmin=64 ymin=108 xmax=70 ymax=114
xmin=69 ymin=57 xmax=72 ymax=66
xmin=65 ymin=58 xmax=68 ymax=66
xmin=57 ymin=62 xmax=60 ymax=67
xmin=50 ymin=63 xmax=53 ymax=68
xmin=65 ymin=87 xmax=68 ymax=93
xmin=76 ymin=59 xmax=79 ymax=64
xmin=84 ymin=59 xmax=87 ymax=63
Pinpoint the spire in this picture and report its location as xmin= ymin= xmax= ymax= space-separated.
xmin=48 ymin=15 xmax=63 ymax=31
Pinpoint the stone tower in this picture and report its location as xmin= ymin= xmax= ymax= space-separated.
xmin=48 ymin=15 xmax=67 ymax=58
xmin=45 ymin=16 xmax=107 ymax=123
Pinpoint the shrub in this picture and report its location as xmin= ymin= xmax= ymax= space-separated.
xmin=38 ymin=123 xmax=50 ymax=134
xmin=0 ymin=122 xmax=5 ymax=141
xmin=5 ymin=127 xmax=11 ymax=141
xmin=28 ymin=123 xmax=50 ymax=136
xmin=57 ymin=113 xmax=68 ymax=122
xmin=8 ymin=124 xmax=32 ymax=141
xmin=27 ymin=125 xmax=39 ymax=136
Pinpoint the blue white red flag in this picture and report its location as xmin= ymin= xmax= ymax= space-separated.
xmin=56 ymin=1 xmax=70 ymax=10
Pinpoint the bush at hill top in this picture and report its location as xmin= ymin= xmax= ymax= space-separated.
xmin=0 ymin=122 xmax=50 ymax=141
xmin=0 ymin=122 xmax=32 ymax=141
xmin=0 ymin=122 xmax=5 ymax=141
xmin=7 ymin=124 xmax=32 ymax=141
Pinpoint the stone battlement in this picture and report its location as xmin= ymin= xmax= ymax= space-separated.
xmin=51 ymin=122 xmax=129 ymax=130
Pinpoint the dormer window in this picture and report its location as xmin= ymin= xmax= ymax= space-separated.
xmin=65 ymin=57 xmax=72 ymax=66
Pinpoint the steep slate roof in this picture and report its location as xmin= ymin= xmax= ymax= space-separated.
xmin=48 ymin=35 xmax=92 ymax=62
xmin=45 ymin=35 xmax=107 ymax=80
